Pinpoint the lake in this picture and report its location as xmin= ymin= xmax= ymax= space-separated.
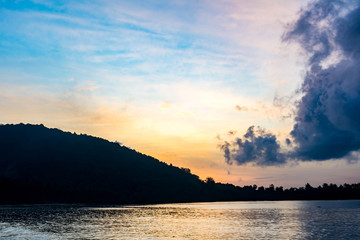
xmin=0 ymin=200 xmax=359 ymax=239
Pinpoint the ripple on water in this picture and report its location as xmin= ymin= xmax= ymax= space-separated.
xmin=0 ymin=200 xmax=359 ymax=240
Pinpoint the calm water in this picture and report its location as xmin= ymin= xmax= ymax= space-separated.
xmin=0 ymin=200 xmax=359 ymax=240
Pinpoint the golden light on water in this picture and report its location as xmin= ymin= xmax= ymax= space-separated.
xmin=2 ymin=201 xmax=355 ymax=239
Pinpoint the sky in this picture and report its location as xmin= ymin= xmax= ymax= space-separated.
xmin=1 ymin=0 xmax=360 ymax=188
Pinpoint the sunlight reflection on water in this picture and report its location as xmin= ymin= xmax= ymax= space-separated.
xmin=0 ymin=200 xmax=359 ymax=239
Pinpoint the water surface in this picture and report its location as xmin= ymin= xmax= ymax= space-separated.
xmin=0 ymin=200 xmax=359 ymax=239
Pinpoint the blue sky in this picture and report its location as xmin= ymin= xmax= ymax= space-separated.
xmin=1 ymin=0 xmax=360 ymax=187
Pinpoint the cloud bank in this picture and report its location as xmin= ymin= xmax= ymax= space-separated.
xmin=221 ymin=0 xmax=360 ymax=166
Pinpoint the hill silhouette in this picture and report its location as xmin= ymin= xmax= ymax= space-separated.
xmin=0 ymin=123 xmax=242 ymax=204
xmin=0 ymin=123 xmax=359 ymax=204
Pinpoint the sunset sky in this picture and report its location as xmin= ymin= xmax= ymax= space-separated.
xmin=1 ymin=0 xmax=360 ymax=187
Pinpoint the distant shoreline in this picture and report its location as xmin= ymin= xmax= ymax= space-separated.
xmin=1 ymin=198 xmax=360 ymax=208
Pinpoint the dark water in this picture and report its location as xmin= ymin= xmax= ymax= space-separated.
xmin=0 ymin=200 xmax=359 ymax=239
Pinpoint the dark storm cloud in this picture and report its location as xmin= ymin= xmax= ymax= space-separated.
xmin=282 ymin=0 xmax=344 ymax=64
xmin=285 ymin=0 xmax=360 ymax=161
xmin=221 ymin=0 xmax=360 ymax=166
xmin=219 ymin=126 xmax=286 ymax=166
xmin=220 ymin=141 xmax=231 ymax=165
